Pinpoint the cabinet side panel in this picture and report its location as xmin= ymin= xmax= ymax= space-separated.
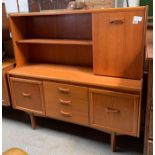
xmin=9 ymin=17 xmax=29 ymax=67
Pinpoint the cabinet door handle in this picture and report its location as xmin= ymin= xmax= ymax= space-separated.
xmin=105 ymin=107 xmax=120 ymax=113
xmin=109 ymin=18 xmax=124 ymax=24
xmin=22 ymin=92 xmax=31 ymax=97
xmin=58 ymin=87 xmax=70 ymax=93
xmin=60 ymin=110 xmax=71 ymax=117
xmin=59 ymin=99 xmax=71 ymax=105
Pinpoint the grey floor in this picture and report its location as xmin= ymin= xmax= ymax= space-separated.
xmin=3 ymin=107 xmax=144 ymax=155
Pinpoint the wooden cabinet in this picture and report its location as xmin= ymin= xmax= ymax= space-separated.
xmin=10 ymin=78 xmax=45 ymax=115
xmin=43 ymin=82 xmax=89 ymax=125
xmin=148 ymin=110 xmax=153 ymax=139
xmin=89 ymin=89 xmax=140 ymax=136
xmin=144 ymin=59 xmax=153 ymax=155
xmin=147 ymin=140 xmax=153 ymax=155
xmin=2 ymin=72 xmax=9 ymax=106
xmin=93 ymin=9 xmax=146 ymax=79
xmin=2 ymin=59 xmax=15 ymax=106
xmin=8 ymin=7 xmax=147 ymax=152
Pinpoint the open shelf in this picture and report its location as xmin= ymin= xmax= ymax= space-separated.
xmin=9 ymin=64 xmax=142 ymax=92
xmin=17 ymin=39 xmax=92 ymax=46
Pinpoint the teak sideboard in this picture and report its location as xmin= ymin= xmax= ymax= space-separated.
xmin=8 ymin=7 xmax=147 ymax=151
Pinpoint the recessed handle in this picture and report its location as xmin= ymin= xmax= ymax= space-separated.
xmin=59 ymin=99 xmax=71 ymax=105
xmin=60 ymin=110 xmax=71 ymax=117
xmin=105 ymin=107 xmax=120 ymax=113
xmin=22 ymin=92 xmax=32 ymax=97
xmin=58 ymin=87 xmax=70 ymax=93
xmin=109 ymin=18 xmax=124 ymax=24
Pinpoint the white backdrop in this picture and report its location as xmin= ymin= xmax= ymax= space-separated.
xmin=4 ymin=0 xmax=140 ymax=15
xmin=4 ymin=0 xmax=29 ymax=15
xmin=116 ymin=0 xmax=140 ymax=7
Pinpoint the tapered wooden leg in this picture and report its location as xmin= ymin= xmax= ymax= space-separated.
xmin=111 ymin=132 xmax=116 ymax=152
xmin=29 ymin=113 xmax=36 ymax=129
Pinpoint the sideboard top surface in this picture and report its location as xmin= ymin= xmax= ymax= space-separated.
xmin=8 ymin=64 xmax=142 ymax=92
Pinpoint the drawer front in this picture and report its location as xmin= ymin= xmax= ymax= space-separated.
xmin=148 ymin=110 xmax=153 ymax=139
xmin=10 ymin=77 xmax=45 ymax=114
xmin=44 ymin=82 xmax=88 ymax=125
xmin=45 ymin=98 xmax=88 ymax=125
xmin=89 ymin=88 xmax=140 ymax=136
xmin=43 ymin=81 xmax=88 ymax=101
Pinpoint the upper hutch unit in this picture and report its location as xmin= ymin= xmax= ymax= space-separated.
xmin=8 ymin=7 xmax=147 ymax=151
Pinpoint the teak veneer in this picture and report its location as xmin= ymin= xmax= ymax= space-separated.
xmin=8 ymin=64 xmax=142 ymax=92
xmin=17 ymin=39 xmax=92 ymax=45
xmin=2 ymin=59 xmax=15 ymax=106
xmin=8 ymin=7 xmax=147 ymax=152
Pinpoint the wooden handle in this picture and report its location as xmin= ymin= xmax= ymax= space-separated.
xmin=109 ymin=18 xmax=124 ymax=24
xmin=59 ymin=99 xmax=71 ymax=105
xmin=22 ymin=92 xmax=31 ymax=97
xmin=105 ymin=107 xmax=120 ymax=113
xmin=60 ymin=110 xmax=71 ymax=117
xmin=58 ymin=87 xmax=70 ymax=93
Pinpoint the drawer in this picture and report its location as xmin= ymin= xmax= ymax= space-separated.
xmin=43 ymin=81 xmax=88 ymax=101
xmin=147 ymin=140 xmax=153 ymax=155
xmin=44 ymin=85 xmax=89 ymax=125
xmin=10 ymin=77 xmax=45 ymax=114
xmin=148 ymin=110 xmax=153 ymax=139
xmin=89 ymin=88 xmax=140 ymax=136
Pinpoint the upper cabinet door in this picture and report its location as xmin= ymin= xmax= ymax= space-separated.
xmin=92 ymin=8 xmax=146 ymax=79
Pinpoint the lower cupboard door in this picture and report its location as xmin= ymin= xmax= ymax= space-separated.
xmin=89 ymin=88 xmax=140 ymax=136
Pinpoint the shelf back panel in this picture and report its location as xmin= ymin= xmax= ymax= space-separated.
xmin=12 ymin=14 xmax=92 ymax=40
xmin=28 ymin=44 xmax=93 ymax=67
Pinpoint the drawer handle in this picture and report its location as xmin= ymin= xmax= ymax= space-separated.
xmin=60 ymin=110 xmax=71 ymax=117
xmin=22 ymin=92 xmax=31 ymax=97
xmin=58 ymin=87 xmax=70 ymax=93
xmin=109 ymin=18 xmax=124 ymax=24
xmin=59 ymin=99 xmax=71 ymax=105
xmin=105 ymin=107 xmax=120 ymax=113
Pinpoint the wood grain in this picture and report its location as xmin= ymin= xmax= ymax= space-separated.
xmin=43 ymin=81 xmax=88 ymax=101
xmin=9 ymin=77 xmax=45 ymax=114
xmin=147 ymin=140 xmax=153 ymax=155
xmin=25 ymin=14 xmax=92 ymax=40
xmin=9 ymin=17 xmax=29 ymax=67
xmin=8 ymin=7 xmax=146 ymax=146
xmin=89 ymin=88 xmax=140 ymax=136
xmin=2 ymin=59 xmax=15 ymax=106
xmin=17 ymin=39 xmax=92 ymax=45
xmin=8 ymin=64 xmax=142 ymax=92
xmin=92 ymin=8 xmax=146 ymax=79
xmin=144 ymin=59 xmax=153 ymax=155
xmin=44 ymin=99 xmax=89 ymax=126
xmin=29 ymin=44 xmax=92 ymax=66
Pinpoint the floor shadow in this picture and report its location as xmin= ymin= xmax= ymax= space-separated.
xmin=2 ymin=107 xmax=144 ymax=153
